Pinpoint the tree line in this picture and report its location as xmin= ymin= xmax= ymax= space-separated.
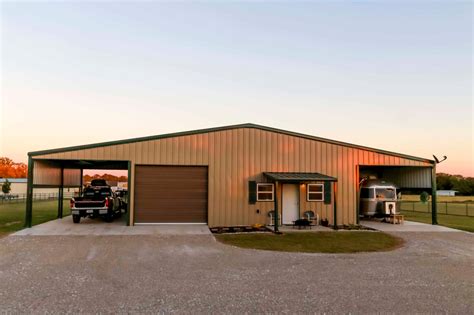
xmin=83 ymin=174 xmax=128 ymax=182
xmin=436 ymin=173 xmax=474 ymax=196
xmin=0 ymin=157 xmax=28 ymax=178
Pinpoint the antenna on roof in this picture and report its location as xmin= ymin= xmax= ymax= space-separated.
xmin=432 ymin=155 xmax=447 ymax=164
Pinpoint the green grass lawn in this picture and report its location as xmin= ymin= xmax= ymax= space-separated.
xmin=216 ymin=231 xmax=403 ymax=253
xmin=401 ymin=211 xmax=474 ymax=233
xmin=0 ymin=200 xmax=69 ymax=236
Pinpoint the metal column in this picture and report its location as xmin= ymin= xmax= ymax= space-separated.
xmin=79 ymin=168 xmax=83 ymax=195
xmin=24 ymin=156 xmax=34 ymax=228
xmin=58 ymin=167 xmax=64 ymax=218
xmin=333 ymin=181 xmax=338 ymax=230
xmin=431 ymin=166 xmax=438 ymax=225
xmin=127 ymin=161 xmax=132 ymax=226
xmin=274 ymin=181 xmax=280 ymax=233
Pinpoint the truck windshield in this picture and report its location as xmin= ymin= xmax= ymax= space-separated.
xmin=375 ymin=188 xmax=396 ymax=199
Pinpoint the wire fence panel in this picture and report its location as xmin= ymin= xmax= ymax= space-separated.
xmin=0 ymin=192 xmax=77 ymax=203
xmin=398 ymin=201 xmax=474 ymax=217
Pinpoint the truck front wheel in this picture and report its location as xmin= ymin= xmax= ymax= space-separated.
xmin=72 ymin=215 xmax=81 ymax=224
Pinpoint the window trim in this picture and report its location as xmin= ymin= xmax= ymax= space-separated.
xmin=257 ymin=183 xmax=275 ymax=202
xmin=307 ymin=184 xmax=324 ymax=202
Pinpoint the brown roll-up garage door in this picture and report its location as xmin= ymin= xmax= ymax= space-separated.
xmin=134 ymin=165 xmax=208 ymax=223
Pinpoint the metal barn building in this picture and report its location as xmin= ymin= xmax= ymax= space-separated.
xmin=25 ymin=124 xmax=438 ymax=228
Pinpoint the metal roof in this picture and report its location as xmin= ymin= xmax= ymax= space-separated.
xmin=264 ymin=172 xmax=337 ymax=182
xmin=28 ymin=123 xmax=434 ymax=164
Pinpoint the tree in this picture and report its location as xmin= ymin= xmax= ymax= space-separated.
xmin=436 ymin=173 xmax=454 ymax=190
xmin=436 ymin=173 xmax=474 ymax=196
xmin=2 ymin=179 xmax=11 ymax=194
xmin=0 ymin=157 xmax=28 ymax=178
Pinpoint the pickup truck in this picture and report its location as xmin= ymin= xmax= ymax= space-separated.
xmin=70 ymin=179 xmax=125 ymax=223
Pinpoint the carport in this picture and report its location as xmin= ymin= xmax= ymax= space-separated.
xmin=358 ymin=165 xmax=438 ymax=224
xmin=24 ymin=158 xmax=131 ymax=228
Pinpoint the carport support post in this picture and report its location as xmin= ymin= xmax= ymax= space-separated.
xmin=333 ymin=181 xmax=338 ymax=230
xmin=274 ymin=181 xmax=279 ymax=233
xmin=79 ymin=168 xmax=83 ymax=195
xmin=58 ymin=167 xmax=64 ymax=218
xmin=126 ymin=161 xmax=131 ymax=226
xmin=25 ymin=156 xmax=34 ymax=228
xmin=431 ymin=165 xmax=438 ymax=225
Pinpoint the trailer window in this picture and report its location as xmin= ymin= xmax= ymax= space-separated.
xmin=375 ymin=188 xmax=395 ymax=199
xmin=360 ymin=188 xmax=374 ymax=199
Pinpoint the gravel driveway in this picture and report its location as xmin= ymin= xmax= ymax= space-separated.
xmin=0 ymin=231 xmax=472 ymax=314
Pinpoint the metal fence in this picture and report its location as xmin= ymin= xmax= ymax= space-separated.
xmin=398 ymin=201 xmax=474 ymax=217
xmin=0 ymin=192 xmax=77 ymax=203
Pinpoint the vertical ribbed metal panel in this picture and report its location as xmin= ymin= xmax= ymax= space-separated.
xmin=33 ymin=160 xmax=61 ymax=186
xmin=382 ymin=167 xmax=431 ymax=188
xmin=63 ymin=169 xmax=81 ymax=186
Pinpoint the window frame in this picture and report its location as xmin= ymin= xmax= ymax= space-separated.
xmin=307 ymin=183 xmax=324 ymax=202
xmin=256 ymin=183 xmax=275 ymax=202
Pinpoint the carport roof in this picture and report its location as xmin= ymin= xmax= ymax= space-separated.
xmin=28 ymin=123 xmax=434 ymax=164
xmin=264 ymin=172 xmax=337 ymax=182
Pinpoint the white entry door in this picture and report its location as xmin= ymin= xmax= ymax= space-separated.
xmin=282 ymin=184 xmax=299 ymax=224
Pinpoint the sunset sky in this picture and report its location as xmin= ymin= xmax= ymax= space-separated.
xmin=1 ymin=2 xmax=472 ymax=176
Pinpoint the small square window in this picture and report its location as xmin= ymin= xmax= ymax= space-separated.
xmin=307 ymin=184 xmax=324 ymax=201
xmin=257 ymin=183 xmax=274 ymax=201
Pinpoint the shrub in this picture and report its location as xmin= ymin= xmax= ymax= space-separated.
xmin=420 ymin=191 xmax=430 ymax=203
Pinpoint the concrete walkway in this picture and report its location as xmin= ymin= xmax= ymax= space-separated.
xmin=361 ymin=219 xmax=463 ymax=232
xmin=13 ymin=217 xmax=211 ymax=236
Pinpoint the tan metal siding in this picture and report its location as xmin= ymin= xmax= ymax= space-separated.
xmin=33 ymin=161 xmax=61 ymax=186
xmin=63 ymin=169 xmax=81 ymax=186
xmin=33 ymin=127 xmax=432 ymax=227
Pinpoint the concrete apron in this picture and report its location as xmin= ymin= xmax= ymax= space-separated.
xmin=12 ymin=216 xmax=212 ymax=236
xmin=361 ymin=220 xmax=463 ymax=232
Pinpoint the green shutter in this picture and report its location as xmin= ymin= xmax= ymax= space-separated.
xmin=249 ymin=181 xmax=257 ymax=204
xmin=324 ymin=182 xmax=332 ymax=204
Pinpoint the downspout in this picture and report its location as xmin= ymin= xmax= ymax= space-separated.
xmin=24 ymin=156 xmax=34 ymax=228
xmin=431 ymin=164 xmax=438 ymax=225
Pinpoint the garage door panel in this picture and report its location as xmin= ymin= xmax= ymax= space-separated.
xmin=134 ymin=165 xmax=208 ymax=223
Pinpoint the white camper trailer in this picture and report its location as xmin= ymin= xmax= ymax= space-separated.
xmin=359 ymin=180 xmax=398 ymax=217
